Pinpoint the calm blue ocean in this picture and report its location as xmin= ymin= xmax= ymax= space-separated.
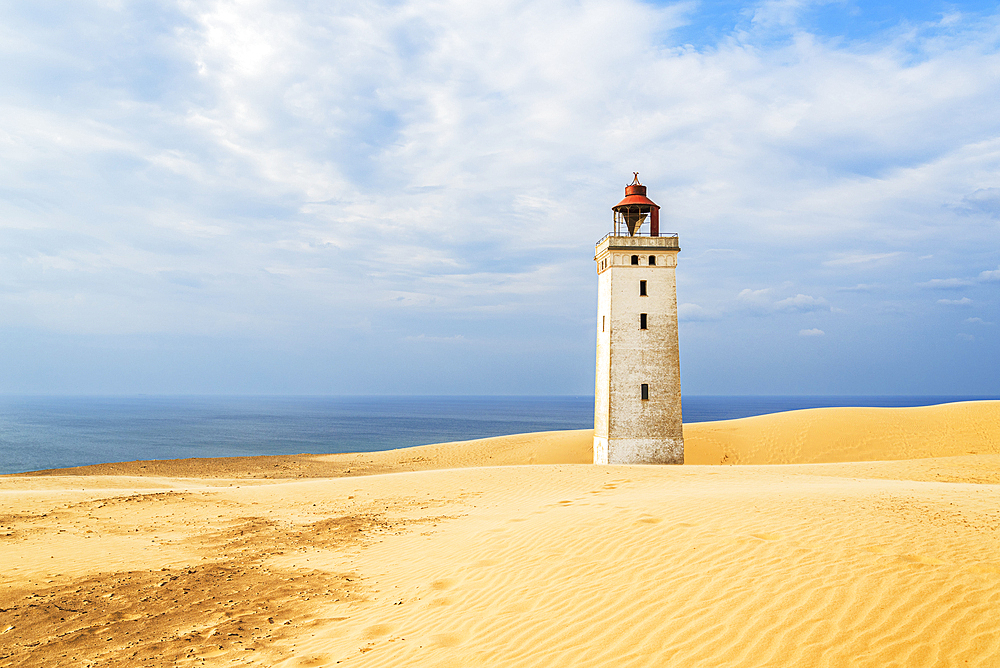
xmin=0 ymin=395 xmax=994 ymax=475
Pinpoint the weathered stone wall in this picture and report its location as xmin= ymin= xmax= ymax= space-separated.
xmin=593 ymin=263 xmax=613 ymax=460
xmin=593 ymin=237 xmax=683 ymax=465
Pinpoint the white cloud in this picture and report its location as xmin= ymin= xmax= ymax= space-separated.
xmin=737 ymin=287 xmax=774 ymax=307
xmin=918 ymin=277 xmax=975 ymax=289
xmin=731 ymin=288 xmax=831 ymax=317
xmin=799 ymin=328 xmax=824 ymax=336
xmin=917 ymin=266 xmax=1000 ymax=288
xmin=979 ymin=266 xmax=1000 ymax=282
xmin=774 ymin=293 xmax=829 ymax=312
xmin=937 ymin=297 xmax=973 ymax=305
xmin=823 ymin=252 xmax=904 ymax=267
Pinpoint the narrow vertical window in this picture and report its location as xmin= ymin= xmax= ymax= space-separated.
xmin=640 ymin=313 xmax=647 ymax=329
xmin=631 ymin=255 xmax=639 ymax=265
xmin=648 ymin=255 xmax=656 ymax=265
xmin=602 ymin=316 xmax=605 ymax=332
xmin=641 ymin=384 xmax=649 ymax=400
xmin=639 ymin=280 xmax=647 ymax=296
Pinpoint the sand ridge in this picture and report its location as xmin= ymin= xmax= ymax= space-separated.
xmin=18 ymin=429 xmax=594 ymax=480
xmin=2 ymin=401 xmax=1000 ymax=667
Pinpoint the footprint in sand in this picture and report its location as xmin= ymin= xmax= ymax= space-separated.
xmin=430 ymin=578 xmax=455 ymax=590
xmin=636 ymin=517 xmax=662 ymax=524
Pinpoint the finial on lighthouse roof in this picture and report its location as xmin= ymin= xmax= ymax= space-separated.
xmin=623 ymin=174 xmax=648 ymax=199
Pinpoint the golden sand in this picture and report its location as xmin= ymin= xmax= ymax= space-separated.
xmin=2 ymin=401 xmax=1000 ymax=667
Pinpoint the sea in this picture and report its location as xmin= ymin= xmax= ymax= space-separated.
xmin=0 ymin=395 xmax=995 ymax=475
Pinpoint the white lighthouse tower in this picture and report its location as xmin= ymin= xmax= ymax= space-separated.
xmin=593 ymin=174 xmax=683 ymax=465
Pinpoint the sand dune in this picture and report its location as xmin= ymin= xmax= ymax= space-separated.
xmin=683 ymin=400 xmax=1000 ymax=465
xmin=24 ymin=429 xmax=594 ymax=480
xmin=3 ymin=401 xmax=1000 ymax=667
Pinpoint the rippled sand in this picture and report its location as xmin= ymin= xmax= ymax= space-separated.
xmin=2 ymin=401 xmax=999 ymax=667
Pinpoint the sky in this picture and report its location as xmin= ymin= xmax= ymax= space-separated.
xmin=1 ymin=0 xmax=998 ymax=396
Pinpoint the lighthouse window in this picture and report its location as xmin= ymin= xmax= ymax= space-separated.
xmin=602 ymin=316 xmax=605 ymax=332
xmin=640 ymin=313 xmax=647 ymax=329
xmin=648 ymin=255 xmax=656 ymax=265
xmin=641 ymin=384 xmax=649 ymax=400
xmin=639 ymin=280 xmax=647 ymax=296
xmin=631 ymin=255 xmax=639 ymax=265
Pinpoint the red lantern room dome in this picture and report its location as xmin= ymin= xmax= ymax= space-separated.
xmin=612 ymin=173 xmax=660 ymax=237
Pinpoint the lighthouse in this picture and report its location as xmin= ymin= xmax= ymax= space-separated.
xmin=593 ymin=174 xmax=683 ymax=465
